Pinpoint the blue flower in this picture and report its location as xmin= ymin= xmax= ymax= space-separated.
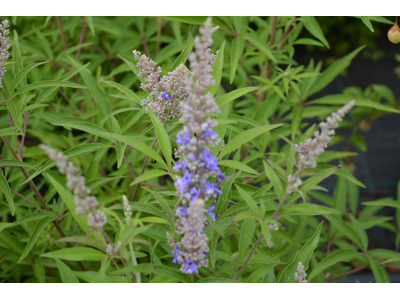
xmin=183 ymin=258 xmax=199 ymax=274
xmin=172 ymin=244 xmax=181 ymax=264
xmin=207 ymin=204 xmax=216 ymax=221
xmin=161 ymin=92 xmax=172 ymax=101
xmin=218 ymin=170 xmax=225 ymax=181
xmin=177 ymin=132 xmax=191 ymax=145
xmin=190 ymin=187 xmax=201 ymax=202
xmin=201 ymin=129 xmax=216 ymax=139
xmin=201 ymin=150 xmax=220 ymax=172
xmin=174 ymin=161 xmax=188 ymax=172
xmin=205 ymin=181 xmax=222 ymax=197
xmin=177 ymin=204 xmax=189 ymax=217
xmin=179 ymin=171 xmax=192 ymax=194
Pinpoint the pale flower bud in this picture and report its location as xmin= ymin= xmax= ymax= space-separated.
xmin=388 ymin=17 xmax=400 ymax=44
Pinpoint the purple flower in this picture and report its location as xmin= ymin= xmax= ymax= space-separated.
xmin=205 ymin=181 xmax=222 ymax=197
xmin=183 ymin=258 xmax=199 ymax=274
xmin=207 ymin=204 xmax=216 ymax=221
xmin=218 ymin=170 xmax=225 ymax=181
xmin=189 ymin=187 xmax=201 ymax=202
xmin=176 ymin=204 xmax=189 ymax=217
xmin=201 ymin=129 xmax=217 ymax=139
xmin=178 ymin=171 xmax=192 ymax=194
xmin=177 ymin=132 xmax=191 ymax=145
xmin=161 ymin=92 xmax=172 ymax=101
xmin=174 ymin=161 xmax=187 ymax=172
xmin=201 ymin=150 xmax=220 ymax=172
xmin=172 ymin=244 xmax=181 ymax=264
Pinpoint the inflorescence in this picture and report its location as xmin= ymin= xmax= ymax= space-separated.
xmin=166 ymin=17 xmax=225 ymax=275
xmin=294 ymin=261 xmax=308 ymax=283
xmin=0 ymin=19 xmax=10 ymax=89
xmin=40 ymin=144 xmax=107 ymax=229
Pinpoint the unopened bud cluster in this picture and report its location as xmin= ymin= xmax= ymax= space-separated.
xmin=0 ymin=19 xmax=10 ymax=89
xmin=167 ymin=18 xmax=225 ymax=275
xmin=295 ymin=100 xmax=356 ymax=169
xmin=122 ymin=195 xmax=132 ymax=220
xmin=40 ymin=144 xmax=107 ymax=229
xmin=294 ymin=261 xmax=308 ymax=283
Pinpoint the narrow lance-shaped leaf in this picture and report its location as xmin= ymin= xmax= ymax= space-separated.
xmin=278 ymin=221 xmax=324 ymax=283
xmin=41 ymin=247 xmax=105 ymax=261
xmin=18 ymin=216 xmax=56 ymax=263
xmin=6 ymin=100 xmax=23 ymax=133
xmin=238 ymin=218 xmax=256 ymax=257
xmin=218 ymin=124 xmax=283 ymax=159
xmin=216 ymin=86 xmax=259 ymax=107
xmin=0 ymin=169 xmax=15 ymax=216
xmin=11 ymin=80 xmax=88 ymax=98
xmin=85 ymin=16 xmax=95 ymax=36
xmin=54 ymin=258 xmax=79 ymax=283
xmin=210 ymin=41 xmax=225 ymax=96
xmin=169 ymin=27 xmax=194 ymax=71
xmin=8 ymin=61 xmax=48 ymax=97
xmin=235 ymin=184 xmax=259 ymax=216
xmin=102 ymin=81 xmax=141 ymax=105
xmin=130 ymin=169 xmax=168 ymax=186
xmin=262 ymin=160 xmax=284 ymax=201
xmin=147 ymin=106 xmax=172 ymax=169
xmin=302 ymin=16 xmax=330 ymax=49
xmin=230 ymin=36 xmax=244 ymax=84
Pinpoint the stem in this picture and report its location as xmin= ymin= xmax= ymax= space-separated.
xmin=235 ymin=235 xmax=263 ymax=280
xmin=129 ymin=242 xmax=141 ymax=283
xmin=10 ymin=188 xmax=37 ymax=206
xmin=56 ymin=17 xmax=68 ymax=51
xmin=19 ymin=111 xmax=31 ymax=160
xmin=76 ymin=21 xmax=87 ymax=58
xmin=325 ymin=258 xmax=387 ymax=281
xmin=156 ymin=18 xmax=163 ymax=55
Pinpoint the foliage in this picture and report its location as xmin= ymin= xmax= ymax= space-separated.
xmin=0 ymin=16 xmax=399 ymax=283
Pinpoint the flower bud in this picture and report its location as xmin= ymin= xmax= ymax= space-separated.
xmin=388 ymin=17 xmax=400 ymax=44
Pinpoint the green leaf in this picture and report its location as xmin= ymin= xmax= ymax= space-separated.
xmin=41 ymin=247 xmax=105 ymax=261
xmin=147 ymin=106 xmax=172 ymax=169
xmin=100 ymin=107 xmax=141 ymax=125
xmin=260 ymin=220 xmax=271 ymax=247
xmin=102 ymin=81 xmax=141 ymax=105
xmin=6 ymin=100 xmax=23 ymax=133
xmin=69 ymin=271 xmax=114 ymax=283
xmin=216 ymin=87 xmax=259 ymax=107
xmin=18 ymin=216 xmax=56 ymax=263
xmin=244 ymin=32 xmax=277 ymax=63
xmin=0 ymin=253 xmax=8 ymax=269
xmin=115 ymin=144 xmax=126 ymax=169
xmin=34 ymin=26 xmax=53 ymax=61
xmin=210 ymin=41 xmax=225 ymax=96
xmin=232 ymin=211 xmax=259 ymax=222
xmin=247 ymin=263 xmax=278 ymax=283
xmin=142 ymin=187 xmax=173 ymax=218
xmin=68 ymin=56 xmax=110 ymax=118
xmin=361 ymin=16 xmax=374 ymax=32
xmin=0 ymin=159 xmax=37 ymax=169
xmin=169 ymin=28 xmax=194 ymax=71
xmin=130 ymin=169 xmax=168 ymax=186
xmin=324 ymin=214 xmax=363 ymax=250
xmin=302 ymin=16 xmax=330 ymax=48
xmin=12 ymin=30 xmax=24 ymax=88
xmin=110 ymin=263 xmax=190 ymax=283
xmin=47 ymin=174 xmax=90 ymax=233
xmin=307 ymin=45 xmax=365 ymax=96
xmin=107 ymin=132 xmax=168 ymax=170
xmin=308 ymin=94 xmax=400 ymax=114
xmin=293 ymin=38 xmax=324 ymax=47
xmin=32 ymin=261 xmax=45 ymax=283
xmin=230 ymin=36 xmax=244 ymax=84
xmin=348 ymin=214 xmax=368 ymax=251
xmin=363 ymin=199 xmax=400 ymax=209
xmin=308 ymin=250 xmax=360 ymax=281
xmin=8 ymin=61 xmax=48 ymax=96
xmin=54 ymin=258 xmax=79 ymax=283
xmin=11 ymin=80 xmax=88 ymax=98
xmin=85 ymin=16 xmax=95 ymax=36
xmin=119 ymin=54 xmax=146 ymax=84
xmin=291 ymin=105 xmax=303 ymax=140
xmin=0 ymin=223 xmax=15 ymax=233
xmin=218 ymin=124 xmax=283 ymax=159
xmin=238 ymin=218 xmax=256 ymax=257
xmin=278 ymin=221 xmax=324 ymax=283
xmin=281 ymin=203 xmax=340 ymax=216
xmin=0 ymin=170 xmax=15 ymax=216
xmin=368 ymin=257 xmax=386 ymax=283
xmin=235 ymin=184 xmax=259 ymax=216
xmin=262 ymin=160 xmax=284 ymax=201
xmin=218 ymin=160 xmax=258 ymax=175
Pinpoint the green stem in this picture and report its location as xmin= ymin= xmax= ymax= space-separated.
xmin=129 ymin=242 xmax=141 ymax=283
